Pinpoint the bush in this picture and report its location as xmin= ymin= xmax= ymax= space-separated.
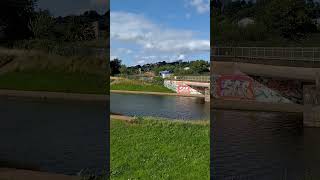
xmin=152 ymin=77 xmax=164 ymax=85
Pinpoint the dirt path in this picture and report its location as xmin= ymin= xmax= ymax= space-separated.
xmin=0 ymin=168 xmax=80 ymax=180
xmin=0 ymin=89 xmax=109 ymax=101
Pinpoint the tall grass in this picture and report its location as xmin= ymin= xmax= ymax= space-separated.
xmin=110 ymin=78 xmax=174 ymax=93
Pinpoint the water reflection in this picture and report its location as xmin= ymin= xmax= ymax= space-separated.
xmin=212 ymin=110 xmax=320 ymax=179
xmin=110 ymin=93 xmax=210 ymax=120
xmin=0 ymin=97 xmax=108 ymax=175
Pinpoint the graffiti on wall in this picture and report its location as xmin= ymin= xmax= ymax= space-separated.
xmin=177 ymin=85 xmax=191 ymax=94
xmin=216 ymin=75 xmax=254 ymax=100
xmin=164 ymin=80 xmax=177 ymax=92
xmin=164 ymin=80 xmax=202 ymax=95
xmin=252 ymin=76 xmax=303 ymax=104
xmin=211 ymin=74 xmax=303 ymax=104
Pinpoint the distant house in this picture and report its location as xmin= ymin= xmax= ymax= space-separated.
xmin=184 ymin=67 xmax=190 ymax=70
xmin=159 ymin=70 xmax=173 ymax=78
xmin=238 ymin=17 xmax=254 ymax=27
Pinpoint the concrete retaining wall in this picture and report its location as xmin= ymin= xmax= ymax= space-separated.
xmin=211 ymin=74 xmax=303 ymax=104
xmin=164 ymin=80 xmax=202 ymax=95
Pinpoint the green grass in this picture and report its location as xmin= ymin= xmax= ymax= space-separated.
xmin=110 ymin=78 xmax=174 ymax=93
xmin=110 ymin=117 xmax=210 ymax=179
xmin=0 ymin=71 xmax=108 ymax=94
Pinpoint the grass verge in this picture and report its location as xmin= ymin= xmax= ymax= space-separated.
xmin=110 ymin=78 xmax=174 ymax=93
xmin=110 ymin=116 xmax=210 ymax=179
xmin=0 ymin=71 xmax=108 ymax=94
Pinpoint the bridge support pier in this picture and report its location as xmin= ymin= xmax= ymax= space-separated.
xmin=303 ymin=72 xmax=320 ymax=127
xmin=205 ymin=88 xmax=210 ymax=102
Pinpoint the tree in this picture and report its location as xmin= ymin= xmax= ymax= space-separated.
xmin=64 ymin=16 xmax=95 ymax=42
xmin=261 ymin=0 xmax=315 ymax=40
xmin=119 ymin=65 xmax=128 ymax=75
xmin=190 ymin=60 xmax=210 ymax=74
xmin=110 ymin=59 xmax=122 ymax=76
xmin=28 ymin=9 xmax=55 ymax=39
xmin=0 ymin=0 xmax=37 ymax=43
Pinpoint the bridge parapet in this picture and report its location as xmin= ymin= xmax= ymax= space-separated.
xmin=167 ymin=76 xmax=210 ymax=82
xmin=212 ymin=47 xmax=320 ymax=62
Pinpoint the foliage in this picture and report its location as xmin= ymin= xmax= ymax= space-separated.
xmin=0 ymin=0 xmax=37 ymax=43
xmin=28 ymin=9 xmax=55 ymax=39
xmin=190 ymin=60 xmax=210 ymax=74
xmin=261 ymin=0 xmax=316 ymax=40
xmin=110 ymin=59 xmax=122 ymax=76
xmin=212 ymin=0 xmax=320 ymax=44
xmin=63 ymin=16 xmax=95 ymax=42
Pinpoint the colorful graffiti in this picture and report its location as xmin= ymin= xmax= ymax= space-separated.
xmin=211 ymin=74 xmax=303 ymax=104
xmin=216 ymin=75 xmax=254 ymax=100
xmin=177 ymin=85 xmax=191 ymax=94
xmin=252 ymin=76 xmax=302 ymax=104
xmin=164 ymin=80 xmax=203 ymax=95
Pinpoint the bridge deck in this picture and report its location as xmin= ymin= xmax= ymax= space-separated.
xmin=212 ymin=47 xmax=320 ymax=67
xmin=211 ymin=61 xmax=320 ymax=82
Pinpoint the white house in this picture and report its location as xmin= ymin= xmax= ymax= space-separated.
xmin=184 ymin=67 xmax=190 ymax=70
xmin=159 ymin=70 xmax=172 ymax=79
xmin=238 ymin=17 xmax=254 ymax=27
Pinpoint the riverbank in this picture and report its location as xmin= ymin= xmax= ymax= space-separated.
xmin=111 ymin=90 xmax=205 ymax=98
xmin=0 ymin=71 xmax=107 ymax=94
xmin=0 ymin=89 xmax=108 ymax=101
xmin=110 ymin=116 xmax=209 ymax=179
xmin=111 ymin=78 xmax=174 ymax=93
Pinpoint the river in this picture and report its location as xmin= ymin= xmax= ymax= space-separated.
xmin=110 ymin=93 xmax=210 ymax=120
xmin=212 ymin=110 xmax=320 ymax=180
xmin=0 ymin=97 xmax=108 ymax=175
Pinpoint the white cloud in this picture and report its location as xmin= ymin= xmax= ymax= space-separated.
xmin=111 ymin=12 xmax=210 ymax=55
xmin=110 ymin=55 xmax=118 ymax=60
xmin=188 ymin=0 xmax=210 ymax=14
xmin=137 ymin=60 xmax=146 ymax=64
xmin=178 ymin=54 xmax=185 ymax=60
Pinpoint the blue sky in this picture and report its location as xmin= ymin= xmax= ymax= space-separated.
xmin=111 ymin=0 xmax=210 ymax=66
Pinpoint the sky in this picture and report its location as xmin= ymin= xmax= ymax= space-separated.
xmin=37 ymin=0 xmax=109 ymax=16
xmin=111 ymin=0 xmax=210 ymax=66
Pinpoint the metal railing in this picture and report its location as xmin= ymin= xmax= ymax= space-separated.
xmin=211 ymin=47 xmax=320 ymax=62
xmin=168 ymin=76 xmax=210 ymax=82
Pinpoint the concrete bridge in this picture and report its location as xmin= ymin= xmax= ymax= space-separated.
xmin=211 ymin=47 xmax=320 ymax=127
xmin=164 ymin=76 xmax=210 ymax=102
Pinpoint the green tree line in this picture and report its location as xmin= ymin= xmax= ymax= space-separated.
xmin=212 ymin=0 xmax=320 ymax=45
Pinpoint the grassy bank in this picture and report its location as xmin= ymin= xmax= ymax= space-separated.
xmin=110 ymin=117 xmax=210 ymax=179
xmin=0 ymin=71 xmax=107 ymax=94
xmin=0 ymin=48 xmax=108 ymax=94
xmin=110 ymin=78 xmax=174 ymax=93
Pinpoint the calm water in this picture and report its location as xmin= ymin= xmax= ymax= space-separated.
xmin=0 ymin=97 xmax=108 ymax=175
xmin=110 ymin=93 xmax=210 ymax=120
xmin=212 ymin=110 xmax=320 ymax=180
